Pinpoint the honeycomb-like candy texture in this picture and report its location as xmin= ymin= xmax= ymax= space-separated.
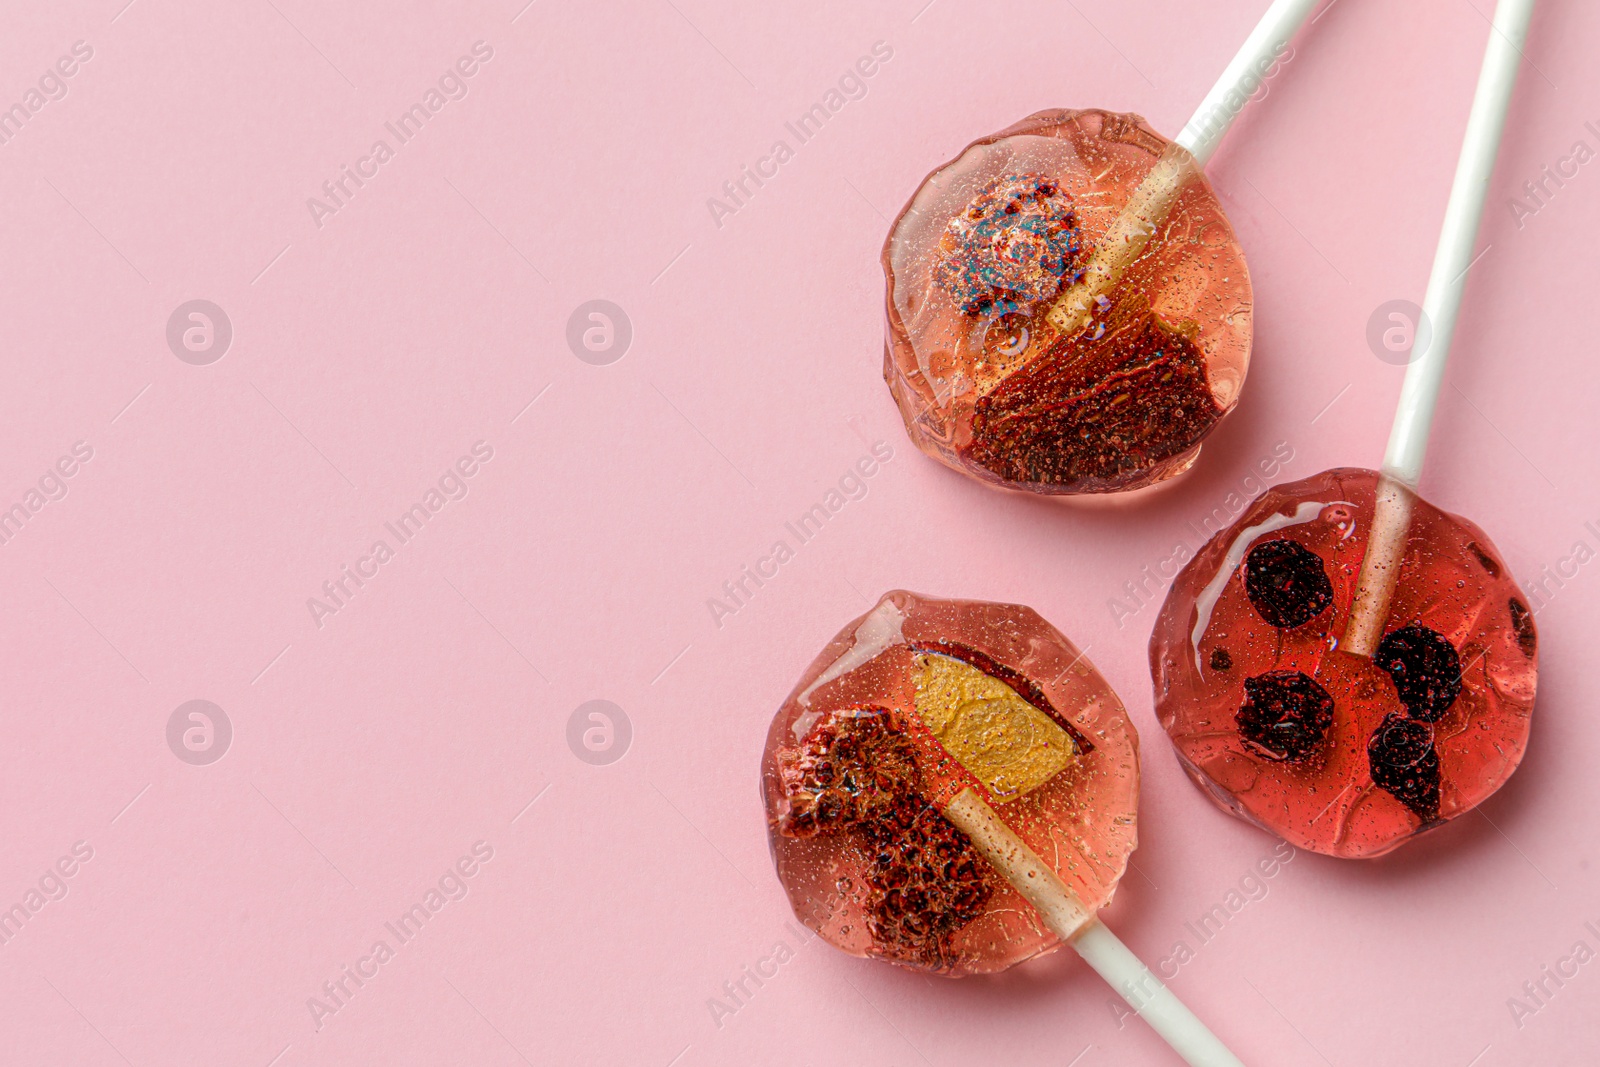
xmin=775 ymin=708 xmax=994 ymax=970
xmin=882 ymin=109 xmax=1251 ymax=495
xmin=1150 ymin=468 xmax=1538 ymax=858
xmin=762 ymin=591 xmax=1139 ymax=975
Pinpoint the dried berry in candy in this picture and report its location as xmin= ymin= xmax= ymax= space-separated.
xmin=1244 ymin=539 xmax=1335 ymax=629
xmin=1373 ymin=624 xmax=1463 ymax=723
xmin=1366 ymin=713 xmax=1441 ymax=821
xmin=1236 ymin=670 xmax=1334 ymax=762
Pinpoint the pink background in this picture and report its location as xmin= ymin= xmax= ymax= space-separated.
xmin=2 ymin=0 xmax=1597 ymax=1063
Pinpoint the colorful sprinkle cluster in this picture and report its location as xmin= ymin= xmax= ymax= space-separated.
xmin=934 ymin=174 xmax=1083 ymax=317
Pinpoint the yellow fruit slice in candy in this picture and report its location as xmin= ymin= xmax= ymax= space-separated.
xmin=912 ymin=652 xmax=1076 ymax=803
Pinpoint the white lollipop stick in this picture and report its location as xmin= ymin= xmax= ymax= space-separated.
xmin=945 ymin=787 xmax=1244 ymax=1067
xmin=1176 ymin=0 xmax=1324 ymax=165
xmin=1342 ymin=0 xmax=1536 ymax=655
xmin=1072 ymin=921 xmax=1243 ymax=1067
xmin=1042 ymin=0 xmax=1322 ymax=341
xmin=910 ymin=650 xmax=1243 ymax=1065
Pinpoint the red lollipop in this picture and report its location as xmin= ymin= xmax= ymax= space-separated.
xmin=1152 ymin=469 xmax=1536 ymax=857
xmin=1151 ymin=0 xmax=1540 ymax=858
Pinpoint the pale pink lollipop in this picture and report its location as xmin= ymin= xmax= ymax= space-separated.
xmin=764 ymin=591 xmax=1247 ymax=1067
xmin=883 ymin=0 xmax=1325 ymax=496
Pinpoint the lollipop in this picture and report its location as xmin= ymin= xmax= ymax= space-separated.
xmin=764 ymin=591 xmax=1246 ymax=1067
xmin=883 ymin=0 xmax=1323 ymax=495
xmin=1149 ymin=0 xmax=1539 ymax=858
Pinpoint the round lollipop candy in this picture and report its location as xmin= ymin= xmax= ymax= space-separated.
xmin=764 ymin=591 xmax=1246 ymax=1067
xmin=883 ymin=0 xmax=1323 ymax=495
xmin=1149 ymin=0 xmax=1539 ymax=858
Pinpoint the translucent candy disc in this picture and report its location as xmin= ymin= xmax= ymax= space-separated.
xmin=761 ymin=591 xmax=1139 ymax=975
xmin=1150 ymin=468 xmax=1538 ymax=858
xmin=882 ymin=109 xmax=1252 ymax=495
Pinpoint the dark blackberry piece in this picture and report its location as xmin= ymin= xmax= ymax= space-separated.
xmin=1509 ymin=598 xmax=1537 ymax=658
xmin=1367 ymin=713 xmax=1440 ymax=821
xmin=1236 ymin=670 xmax=1334 ymax=761
xmin=1374 ymin=625 xmax=1463 ymax=722
xmin=1209 ymin=647 xmax=1233 ymax=671
xmin=1467 ymin=540 xmax=1501 ymax=577
xmin=1243 ymin=539 xmax=1334 ymax=628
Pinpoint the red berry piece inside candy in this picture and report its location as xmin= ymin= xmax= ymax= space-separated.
xmin=1373 ymin=624 xmax=1463 ymax=723
xmin=965 ymin=308 xmax=1222 ymax=491
xmin=1244 ymin=539 xmax=1334 ymax=629
xmin=1367 ymin=713 xmax=1441 ymax=821
xmin=860 ymin=798 xmax=994 ymax=970
xmin=776 ymin=708 xmax=913 ymax=838
xmin=1236 ymin=670 xmax=1334 ymax=761
xmin=775 ymin=707 xmax=993 ymax=970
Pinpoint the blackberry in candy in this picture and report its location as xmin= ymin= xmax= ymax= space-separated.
xmin=1243 ymin=539 xmax=1334 ymax=629
xmin=1209 ymin=647 xmax=1232 ymax=671
xmin=1467 ymin=540 xmax=1501 ymax=577
xmin=776 ymin=708 xmax=993 ymax=970
xmin=1367 ymin=712 xmax=1441 ymax=821
xmin=1509 ymin=598 xmax=1537 ymax=658
xmin=1374 ymin=624 xmax=1463 ymax=723
xmin=1236 ymin=670 xmax=1334 ymax=761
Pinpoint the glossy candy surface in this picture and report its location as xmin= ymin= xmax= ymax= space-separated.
xmin=882 ymin=109 xmax=1252 ymax=495
xmin=1150 ymin=468 xmax=1538 ymax=858
xmin=762 ymin=591 xmax=1139 ymax=974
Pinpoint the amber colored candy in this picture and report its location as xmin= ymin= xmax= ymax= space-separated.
xmin=762 ymin=591 xmax=1139 ymax=975
xmin=882 ymin=109 xmax=1251 ymax=495
xmin=1149 ymin=468 xmax=1537 ymax=858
